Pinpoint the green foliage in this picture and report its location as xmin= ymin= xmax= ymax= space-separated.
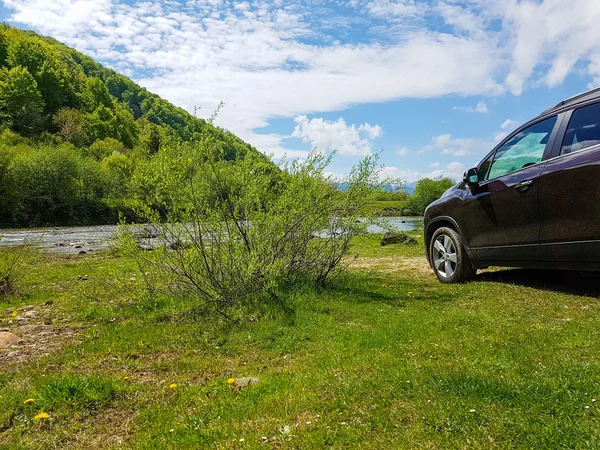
xmin=118 ymin=137 xmax=385 ymax=315
xmin=405 ymin=177 xmax=455 ymax=215
xmin=36 ymin=375 xmax=118 ymax=410
xmin=0 ymin=66 xmax=44 ymax=135
xmin=0 ymin=26 xmax=259 ymax=226
xmin=53 ymin=107 xmax=86 ymax=146
xmin=0 ymin=243 xmax=39 ymax=296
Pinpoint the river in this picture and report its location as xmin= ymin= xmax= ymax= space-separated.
xmin=0 ymin=217 xmax=423 ymax=254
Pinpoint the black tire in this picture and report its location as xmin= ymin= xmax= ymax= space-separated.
xmin=429 ymin=227 xmax=476 ymax=284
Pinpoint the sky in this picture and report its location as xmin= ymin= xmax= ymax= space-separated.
xmin=1 ymin=0 xmax=599 ymax=183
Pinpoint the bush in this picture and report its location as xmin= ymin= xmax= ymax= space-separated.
xmin=117 ymin=138 xmax=386 ymax=317
xmin=0 ymin=242 xmax=39 ymax=296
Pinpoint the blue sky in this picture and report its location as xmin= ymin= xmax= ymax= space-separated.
xmin=1 ymin=0 xmax=599 ymax=182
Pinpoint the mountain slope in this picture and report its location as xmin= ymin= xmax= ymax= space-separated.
xmin=0 ymin=26 xmax=260 ymax=227
xmin=0 ymin=26 xmax=255 ymax=158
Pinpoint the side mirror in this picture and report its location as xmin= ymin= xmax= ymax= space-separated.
xmin=463 ymin=168 xmax=479 ymax=185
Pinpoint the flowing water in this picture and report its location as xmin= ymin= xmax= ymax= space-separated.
xmin=0 ymin=217 xmax=423 ymax=254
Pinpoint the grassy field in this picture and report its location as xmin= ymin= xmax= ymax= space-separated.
xmin=1 ymin=235 xmax=600 ymax=449
xmin=362 ymin=200 xmax=406 ymax=216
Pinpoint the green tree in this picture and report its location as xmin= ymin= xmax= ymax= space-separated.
xmin=53 ymin=108 xmax=87 ymax=146
xmin=406 ymin=177 xmax=455 ymax=215
xmin=0 ymin=66 xmax=44 ymax=135
xmin=87 ymin=137 xmax=125 ymax=161
xmin=5 ymin=32 xmax=69 ymax=116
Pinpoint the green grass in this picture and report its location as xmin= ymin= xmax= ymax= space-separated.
xmin=1 ymin=238 xmax=600 ymax=448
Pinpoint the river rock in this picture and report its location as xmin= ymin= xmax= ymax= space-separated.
xmin=234 ymin=377 xmax=260 ymax=388
xmin=0 ymin=332 xmax=22 ymax=349
xmin=380 ymin=232 xmax=416 ymax=246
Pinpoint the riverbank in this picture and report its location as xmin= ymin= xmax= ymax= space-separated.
xmin=1 ymin=235 xmax=599 ymax=448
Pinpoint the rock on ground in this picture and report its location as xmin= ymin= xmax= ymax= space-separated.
xmin=380 ymin=232 xmax=417 ymax=246
xmin=234 ymin=377 xmax=260 ymax=388
xmin=0 ymin=332 xmax=22 ymax=349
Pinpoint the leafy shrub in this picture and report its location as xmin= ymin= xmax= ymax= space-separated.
xmin=0 ymin=242 xmax=39 ymax=296
xmin=117 ymin=136 xmax=387 ymax=317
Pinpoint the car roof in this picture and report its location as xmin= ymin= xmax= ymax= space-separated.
xmin=539 ymin=86 xmax=600 ymax=117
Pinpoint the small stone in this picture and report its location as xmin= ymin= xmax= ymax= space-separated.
xmin=24 ymin=311 xmax=37 ymax=318
xmin=234 ymin=377 xmax=260 ymax=388
xmin=74 ymin=245 xmax=82 ymax=249
xmin=78 ymin=251 xmax=87 ymax=255
xmin=6 ymin=351 xmax=19 ymax=357
xmin=0 ymin=332 xmax=22 ymax=349
xmin=15 ymin=316 xmax=27 ymax=322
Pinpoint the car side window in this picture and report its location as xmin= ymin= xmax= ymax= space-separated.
xmin=478 ymin=155 xmax=493 ymax=182
xmin=561 ymin=102 xmax=600 ymax=155
xmin=486 ymin=116 xmax=557 ymax=181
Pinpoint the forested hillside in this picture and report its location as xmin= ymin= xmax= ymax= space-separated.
xmin=0 ymin=26 xmax=257 ymax=227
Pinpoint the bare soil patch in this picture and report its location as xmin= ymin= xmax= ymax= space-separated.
xmin=348 ymin=256 xmax=433 ymax=277
xmin=0 ymin=304 xmax=83 ymax=365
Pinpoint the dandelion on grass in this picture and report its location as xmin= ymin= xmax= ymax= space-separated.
xmin=11 ymin=311 xmax=17 ymax=317
xmin=227 ymin=378 xmax=235 ymax=385
xmin=408 ymin=292 xmax=414 ymax=296
xmin=34 ymin=412 xmax=49 ymax=420
xmin=169 ymin=383 xmax=177 ymax=389
xmin=23 ymin=398 xmax=35 ymax=404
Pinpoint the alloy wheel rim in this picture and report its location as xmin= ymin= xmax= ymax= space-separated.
xmin=433 ymin=234 xmax=458 ymax=278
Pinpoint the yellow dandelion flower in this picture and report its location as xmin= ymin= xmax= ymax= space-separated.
xmin=34 ymin=412 xmax=49 ymax=420
xmin=123 ymin=376 xmax=130 ymax=380
xmin=23 ymin=398 xmax=35 ymax=404
xmin=227 ymin=378 xmax=236 ymax=385
xmin=302 ymin=387 xmax=306 ymax=392
xmin=407 ymin=291 xmax=413 ymax=296
xmin=11 ymin=311 xmax=17 ymax=317
xmin=169 ymin=383 xmax=177 ymax=389
xmin=382 ymin=284 xmax=387 ymax=288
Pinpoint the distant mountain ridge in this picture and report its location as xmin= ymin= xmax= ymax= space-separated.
xmin=334 ymin=181 xmax=417 ymax=194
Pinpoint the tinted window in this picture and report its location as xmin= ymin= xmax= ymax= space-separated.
xmin=561 ymin=102 xmax=600 ymax=155
xmin=478 ymin=155 xmax=493 ymax=182
xmin=486 ymin=116 xmax=557 ymax=180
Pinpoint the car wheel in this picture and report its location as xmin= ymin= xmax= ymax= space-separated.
xmin=430 ymin=227 xmax=476 ymax=284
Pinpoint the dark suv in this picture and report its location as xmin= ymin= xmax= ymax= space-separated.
xmin=424 ymin=87 xmax=600 ymax=283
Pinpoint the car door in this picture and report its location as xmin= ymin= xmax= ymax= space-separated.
xmin=538 ymin=102 xmax=600 ymax=262
xmin=461 ymin=115 xmax=559 ymax=263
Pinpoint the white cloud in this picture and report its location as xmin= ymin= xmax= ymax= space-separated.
xmin=382 ymin=162 xmax=465 ymax=182
xmin=429 ymin=162 xmax=440 ymax=169
xmin=291 ymin=116 xmax=382 ymax=156
xmin=397 ymin=147 xmax=409 ymax=157
xmin=418 ymin=134 xmax=494 ymax=157
xmin=500 ymin=118 xmax=519 ymax=130
xmin=453 ymin=100 xmax=488 ymax=114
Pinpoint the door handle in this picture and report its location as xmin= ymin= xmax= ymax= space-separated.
xmin=515 ymin=180 xmax=534 ymax=192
